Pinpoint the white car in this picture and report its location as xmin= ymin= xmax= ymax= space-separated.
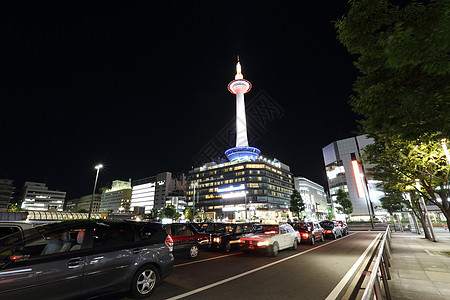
xmin=239 ymin=223 xmax=298 ymax=256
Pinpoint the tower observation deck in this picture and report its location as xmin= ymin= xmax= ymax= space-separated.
xmin=225 ymin=58 xmax=261 ymax=162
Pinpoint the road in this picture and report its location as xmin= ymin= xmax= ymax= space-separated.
xmin=118 ymin=231 xmax=379 ymax=300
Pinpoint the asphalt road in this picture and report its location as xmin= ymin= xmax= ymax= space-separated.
xmin=119 ymin=231 xmax=379 ymax=300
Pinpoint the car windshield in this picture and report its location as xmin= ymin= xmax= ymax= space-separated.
xmin=206 ymin=223 xmax=236 ymax=233
xmin=254 ymin=225 xmax=279 ymax=234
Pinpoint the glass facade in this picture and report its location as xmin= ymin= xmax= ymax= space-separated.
xmin=186 ymin=157 xmax=294 ymax=221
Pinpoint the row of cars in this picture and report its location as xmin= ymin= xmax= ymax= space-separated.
xmin=164 ymin=220 xmax=349 ymax=258
xmin=0 ymin=219 xmax=348 ymax=299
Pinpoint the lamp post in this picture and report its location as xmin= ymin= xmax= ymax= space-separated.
xmin=88 ymin=164 xmax=103 ymax=220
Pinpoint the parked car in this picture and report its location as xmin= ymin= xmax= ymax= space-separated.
xmin=319 ymin=220 xmax=343 ymax=239
xmin=291 ymin=221 xmax=324 ymax=245
xmin=239 ymin=223 xmax=298 ymax=256
xmin=0 ymin=219 xmax=174 ymax=299
xmin=206 ymin=223 xmax=254 ymax=252
xmin=163 ymin=223 xmax=209 ymax=258
xmin=190 ymin=222 xmax=210 ymax=233
xmin=336 ymin=220 xmax=349 ymax=236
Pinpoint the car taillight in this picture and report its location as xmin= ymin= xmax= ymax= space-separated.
xmin=301 ymin=233 xmax=309 ymax=238
xmin=165 ymin=234 xmax=174 ymax=252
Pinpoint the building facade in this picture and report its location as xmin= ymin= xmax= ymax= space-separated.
xmin=21 ymin=182 xmax=66 ymax=212
xmin=99 ymin=180 xmax=132 ymax=213
xmin=294 ymin=177 xmax=328 ymax=220
xmin=186 ymin=157 xmax=294 ymax=221
xmin=0 ymin=179 xmax=15 ymax=210
xmin=65 ymin=194 xmax=101 ymax=213
xmin=322 ymin=135 xmax=384 ymax=219
xmin=131 ymin=172 xmax=185 ymax=213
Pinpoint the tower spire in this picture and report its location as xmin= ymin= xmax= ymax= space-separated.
xmin=225 ymin=57 xmax=260 ymax=162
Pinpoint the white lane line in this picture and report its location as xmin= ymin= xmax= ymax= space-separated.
xmin=166 ymin=232 xmax=358 ymax=300
xmin=174 ymin=252 xmax=241 ymax=267
xmin=325 ymin=233 xmax=381 ymax=300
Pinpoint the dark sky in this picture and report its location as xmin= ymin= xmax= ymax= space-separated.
xmin=2 ymin=1 xmax=359 ymax=199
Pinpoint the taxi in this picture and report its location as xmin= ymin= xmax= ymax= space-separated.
xmin=239 ymin=223 xmax=298 ymax=257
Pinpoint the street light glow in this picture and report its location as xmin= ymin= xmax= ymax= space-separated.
xmin=95 ymin=164 xmax=103 ymax=170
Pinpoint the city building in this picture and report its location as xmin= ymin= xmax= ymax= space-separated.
xmin=99 ymin=180 xmax=132 ymax=213
xmin=165 ymin=190 xmax=187 ymax=214
xmin=294 ymin=177 xmax=328 ymax=220
xmin=322 ymin=135 xmax=385 ymax=220
xmin=186 ymin=60 xmax=294 ymax=221
xmin=21 ymin=182 xmax=66 ymax=212
xmin=130 ymin=172 xmax=185 ymax=214
xmin=0 ymin=179 xmax=15 ymax=210
xmin=64 ymin=194 xmax=101 ymax=213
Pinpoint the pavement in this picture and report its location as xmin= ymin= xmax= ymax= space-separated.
xmin=389 ymin=227 xmax=450 ymax=300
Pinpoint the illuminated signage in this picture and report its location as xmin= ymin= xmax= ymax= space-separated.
xmin=351 ymin=159 xmax=365 ymax=198
xmin=221 ymin=191 xmax=247 ymax=199
xmin=217 ymin=184 xmax=246 ymax=193
xmin=222 ymin=206 xmax=245 ymax=211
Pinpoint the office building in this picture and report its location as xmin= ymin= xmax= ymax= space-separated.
xmin=21 ymin=182 xmax=66 ymax=212
xmin=65 ymin=194 xmax=101 ymax=212
xmin=322 ymin=135 xmax=384 ymax=219
xmin=131 ymin=172 xmax=185 ymax=213
xmin=99 ymin=180 xmax=132 ymax=213
xmin=294 ymin=177 xmax=328 ymax=220
xmin=0 ymin=179 xmax=15 ymax=210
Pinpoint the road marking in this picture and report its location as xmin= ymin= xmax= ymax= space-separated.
xmin=325 ymin=233 xmax=381 ymax=300
xmin=166 ymin=232 xmax=358 ymax=300
xmin=174 ymin=252 xmax=241 ymax=267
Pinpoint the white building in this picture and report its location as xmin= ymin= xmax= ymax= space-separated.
xmin=294 ymin=177 xmax=328 ymax=220
xmin=131 ymin=172 xmax=185 ymax=214
xmin=21 ymin=182 xmax=66 ymax=212
xmin=99 ymin=180 xmax=132 ymax=213
xmin=322 ymin=135 xmax=385 ymax=220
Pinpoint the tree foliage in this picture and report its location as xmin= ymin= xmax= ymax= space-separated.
xmin=160 ymin=205 xmax=181 ymax=220
xmin=335 ymin=189 xmax=353 ymax=220
xmin=335 ymin=0 xmax=450 ymax=139
xmin=184 ymin=207 xmax=198 ymax=222
xmin=290 ymin=190 xmax=305 ymax=218
xmin=364 ymin=135 xmax=449 ymax=234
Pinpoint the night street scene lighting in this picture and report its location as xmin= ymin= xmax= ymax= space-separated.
xmin=88 ymin=164 xmax=103 ymax=219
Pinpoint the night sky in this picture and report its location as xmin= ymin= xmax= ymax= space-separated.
xmin=2 ymin=2 xmax=359 ymax=199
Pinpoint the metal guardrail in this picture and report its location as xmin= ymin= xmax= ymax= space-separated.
xmin=361 ymin=225 xmax=392 ymax=300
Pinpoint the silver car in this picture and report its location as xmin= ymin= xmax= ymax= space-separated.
xmin=0 ymin=219 xmax=174 ymax=299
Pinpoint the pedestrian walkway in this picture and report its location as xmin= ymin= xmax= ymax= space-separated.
xmin=389 ymin=228 xmax=450 ymax=300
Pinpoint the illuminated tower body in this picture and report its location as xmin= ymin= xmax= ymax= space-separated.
xmin=225 ymin=59 xmax=261 ymax=162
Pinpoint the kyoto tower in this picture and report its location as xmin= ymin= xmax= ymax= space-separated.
xmin=225 ymin=57 xmax=261 ymax=162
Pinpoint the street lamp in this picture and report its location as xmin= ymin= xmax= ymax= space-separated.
xmin=88 ymin=164 xmax=103 ymax=219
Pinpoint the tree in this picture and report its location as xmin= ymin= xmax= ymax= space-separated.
xmin=290 ymin=190 xmax=305 ymax=219
xmin=363 ymin=135 xmax=450 ymax=238
xmin=6 ymin=204 xmax=23 ymax=212
xmin=141 ymin=208 xmax=159 ymax=221
xmin=335 ymin=0 xmax=450 ymax=140
xmin=160 ymin=205 xmax=181 ymax=220
xmin=335 ymin=189 xmax=353 ymax=222
xmin=184 ymin=207 xmax=198 ymax=222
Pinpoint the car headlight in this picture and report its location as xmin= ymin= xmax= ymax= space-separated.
xmin=257 ymin=240 xmax=270 ymax=247
xmin=213 ymin=237 xmax=221 ymax=243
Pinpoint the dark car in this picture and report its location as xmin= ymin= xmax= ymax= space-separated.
xmin=291 ymin=221 xmax=324 ymax=245
xmin=163 ymin=223 xmax=209 ymax=258
xmin=190 ymin=222 xmax=209 ymax=233
xmin=319 ymin=220 xmax=343 ymax=240
xmin=0 ymin=219 xmax=173 ymax=299
xmin=206 ymin=223 xmax=254 ymax=252
xmin=336 ymin=220 xmax=349 ymax=236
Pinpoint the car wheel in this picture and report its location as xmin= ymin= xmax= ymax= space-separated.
xmin=310 ymin=236 xmax=315 ymax=245
xmin=292 ymin=240 xmax=297 ymax=250
xmin=271 ymin=242 xmax=279 ymax=257
xmin=130 ymin=264 xmax=159 ymax=299
xmin=189 ymin=244 xmax=199 ymax=259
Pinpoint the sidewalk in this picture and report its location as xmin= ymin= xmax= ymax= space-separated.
xmin=389 ymin=228 xmax=450 ymax=300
